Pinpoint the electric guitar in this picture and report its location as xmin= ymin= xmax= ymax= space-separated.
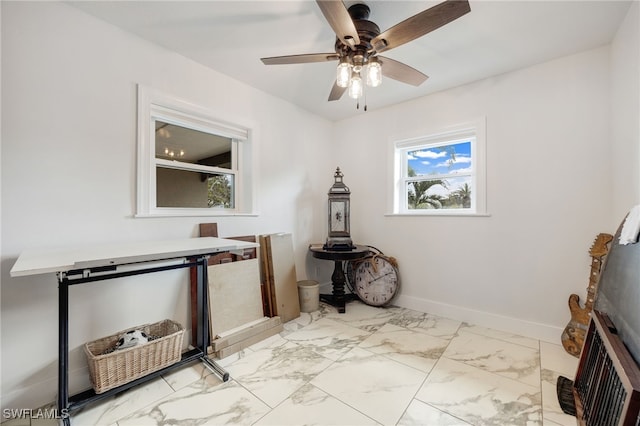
xmin=561 ymin=233 xmax=613 ymax=357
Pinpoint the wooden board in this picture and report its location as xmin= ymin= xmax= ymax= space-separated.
xmin=200 ymin=224 xmax=257 ymax=265
xmin=265 ymin=233 xmax=300 ymax=323
xmin=215 ymin=324 xmax=284 ymax=359
xmin=259 ymin=235 xmax=275 ymax=317
xmin=199 ymin=223 xmax=218 ymax=240
xmin=208 ymin=258 xmax=264 ymax=337
xmin=212 ymin=316 xmax=282 ymax=351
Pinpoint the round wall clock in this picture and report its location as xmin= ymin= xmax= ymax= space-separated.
xmin=350 ymin=252 xmax=399 ymax=307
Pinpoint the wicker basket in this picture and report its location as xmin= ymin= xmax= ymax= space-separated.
xmin=84 ymin=319 xmax=184 ymax=394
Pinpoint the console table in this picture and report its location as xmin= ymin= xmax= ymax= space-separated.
xmin=10 ymin=237 xmax=258 ymax=426
xmin=309 ymin=244 xmax=370 ymax=313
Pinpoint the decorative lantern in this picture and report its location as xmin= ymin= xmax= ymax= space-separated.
xmin=324 ymin=167 xmax=354 ymax=250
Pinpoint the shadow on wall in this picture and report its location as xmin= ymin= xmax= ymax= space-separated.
xmin=295 ymin=174 xmax=331 ymax=284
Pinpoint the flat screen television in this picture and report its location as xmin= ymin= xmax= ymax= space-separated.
xmin=595 ymin=215 xmax=640 ymax=366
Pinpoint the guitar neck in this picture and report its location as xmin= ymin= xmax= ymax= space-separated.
xmin=584 ymin=256 xmax=604 ymax=311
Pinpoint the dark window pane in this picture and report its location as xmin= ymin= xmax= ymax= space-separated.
xmin=156 ymin=167 xmax=234 ymax=208
xmin=155 ymin=121 xmax=233 ymax=169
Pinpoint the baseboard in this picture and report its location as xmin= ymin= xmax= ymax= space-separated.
xmin=393 ymin=294 xmax=563 ymax=344
xmin=1 ymin=365 xmax=91 ymax=414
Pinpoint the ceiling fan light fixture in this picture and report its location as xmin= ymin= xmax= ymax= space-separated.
xmin=348 ymin=73 xmax=363 ymax=99
xmin=352 ymin=54 xmax=365 ymax=73
xmin=336 ymin=59 xmax=352 ymax=88
xmin=366 ymin=58 xmax=382 ymax=87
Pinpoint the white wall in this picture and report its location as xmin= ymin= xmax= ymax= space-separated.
xmin=611 ymin=1 xmax=640 ymax=221
xmin=0 ymin=1 xmax=332 ymax=411
xmin=335 ymin=46 xmax=614 ymax=342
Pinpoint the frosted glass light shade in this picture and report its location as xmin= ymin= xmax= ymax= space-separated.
xmin=367 ymin=60 xmax=382 ymax=87
xmin=348 ymin=73 xmax=363 ymax=99
xmin=336 ymin=61 xmax=351 ymax=88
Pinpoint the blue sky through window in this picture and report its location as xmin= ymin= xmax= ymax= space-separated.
xmin=408 ymin=140 xmax=472 ymax=177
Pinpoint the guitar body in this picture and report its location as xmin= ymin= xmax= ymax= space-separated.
xmin=561 ymin=233 xmax=613 ymax=357
xmin=561 ymin=294 xmax=590 ymax=356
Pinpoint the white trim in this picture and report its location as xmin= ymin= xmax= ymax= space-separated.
xmin=395 ymin=128 xmax=477 ymax=150
xmin=393 ymin=293 xmax=561 ymax=344
xmin=142 ymin=87 xmax=249 ymax=140
xmin=385 ymin=212 xmax=492 ymax=217
xmin=134 ymin=212 xmax=259 ymax=218
xmin=136 ymin=85 xmax=256 ymax=217
xmin=389 ymin=117 xmax=487 ymax=216
xmin=155 ymin=158 xmax=237 ymax=176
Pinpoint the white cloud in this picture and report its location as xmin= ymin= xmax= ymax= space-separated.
xmin=454 ymin=155 xmax=472 ymax=163
xmin=413 ymin=150 xmax=448 ymax=159
xmin=435 ymin=155 xmax=472 ymax=168
xmin=447 ymin=176 xmax=472 ymax=189
xmin=425 ymin=183 xmax=449 ymax=196
xmin=422 ymin=177 xmax=471 ymax=197
xmin=450 ymin=166 xmax=472 ymax=174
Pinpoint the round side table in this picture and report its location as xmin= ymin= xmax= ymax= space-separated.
xmin=309 ymin=244 xmax=370 ymax=313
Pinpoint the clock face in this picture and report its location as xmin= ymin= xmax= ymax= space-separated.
xmin=354 ymin=256 xmax=399 ymax=306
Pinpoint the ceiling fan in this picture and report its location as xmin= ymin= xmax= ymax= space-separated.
xmin=261 ymin=0 xmax=471 ymax=103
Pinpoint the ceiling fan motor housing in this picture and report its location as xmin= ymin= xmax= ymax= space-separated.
xmin=334 ymin=3 xmax=380 ymax=64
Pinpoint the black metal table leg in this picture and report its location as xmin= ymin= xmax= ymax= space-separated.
xmin=195 ymin=257 xmax=207 ymax=353
xmin=58 ymin=274 xmax=71 ymax=425
xmin=196 ymin=257 xmax=229 ymax=381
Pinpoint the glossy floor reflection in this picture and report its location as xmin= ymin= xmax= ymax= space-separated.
xmin=10 ymin=301 xmax=579 ymax=425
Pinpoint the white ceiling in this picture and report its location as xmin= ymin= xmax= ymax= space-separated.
xmin=69 ymin=0 xmax=632 ymax=122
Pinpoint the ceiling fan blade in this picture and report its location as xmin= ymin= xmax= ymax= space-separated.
xmin=328 ymin=82 xmax=346 ymax=101
xmin=378 ymin=56 xmax=428 ymax=86
xmin=371 ymin=0 xmax=470 ymax=54
xmin=316 ymin=0 xmax=360 ymax=50
xmin=261 ymin=53 xmax=339 ymax=65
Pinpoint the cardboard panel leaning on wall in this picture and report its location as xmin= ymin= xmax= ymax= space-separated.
xmin=208 ymin=259 xmax=264 ymax=337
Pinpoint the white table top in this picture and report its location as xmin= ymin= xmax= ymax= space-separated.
xmin=10 ymin=237 xmax=259 ymax=277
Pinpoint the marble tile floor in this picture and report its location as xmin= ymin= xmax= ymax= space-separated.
xmin=5 ymin=301 xmax=579 ymax=426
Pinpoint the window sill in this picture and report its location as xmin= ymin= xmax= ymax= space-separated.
xmin=135 ymin=212 xmax=259 ymax=218
xmin=385 ymin=212 xmax=491 ymax=218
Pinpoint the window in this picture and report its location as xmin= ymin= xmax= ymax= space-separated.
xmin=391 ymin=119 xmax=486 ymax=215
xmin=137 ymin=85 xmax=255 ymax=217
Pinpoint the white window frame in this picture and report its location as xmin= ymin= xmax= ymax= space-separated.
xmin=389 ymin=118 xmax=487 ymax=216
xmin=136 ymin=85 xmax=255 ymax=217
